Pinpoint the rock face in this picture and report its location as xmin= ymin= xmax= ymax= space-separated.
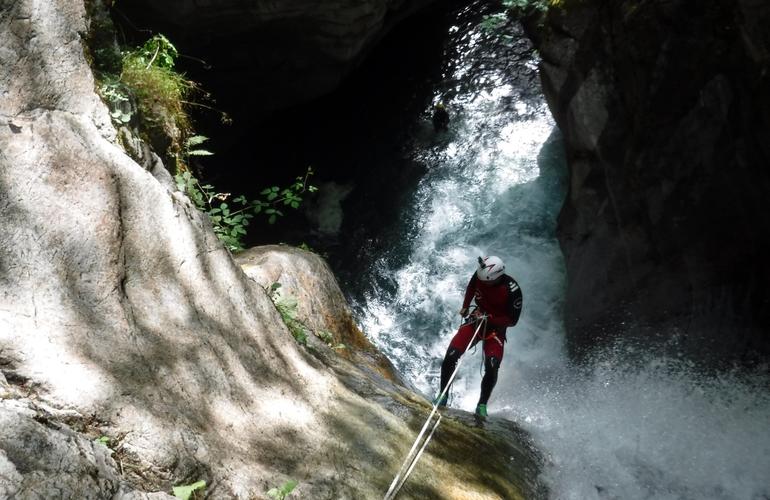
xmin=0 ymin=1 xmax=543 ymax=497
xmin=526 ymin=0 xmax=770 ymax=363
xmin=115 ymin=0 xmax=437 ymax=112
xmin=0 ymin=383 xmax=175 ymax=500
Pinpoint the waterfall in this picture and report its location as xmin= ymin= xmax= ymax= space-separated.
xmin=341 ymin=4 xmax=770 ymax=499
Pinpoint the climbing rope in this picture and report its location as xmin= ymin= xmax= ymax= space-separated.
xmin=383 ymin=315 xmax=487 ymax=500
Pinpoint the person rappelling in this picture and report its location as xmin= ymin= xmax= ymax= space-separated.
xmin=385 ymin=257 xmax=522 ymax=499
xmin=434 ymin=255 xmax=523 ymax=417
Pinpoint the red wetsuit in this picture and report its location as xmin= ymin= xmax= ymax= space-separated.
xmin=439 ymin=271 xmax=523 ymax=408
xmin=448 ymin=273 xmax=523 ymax=360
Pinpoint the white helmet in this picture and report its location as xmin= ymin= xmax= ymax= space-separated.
xmin=477 ymin=256 xmax=505 ymax=282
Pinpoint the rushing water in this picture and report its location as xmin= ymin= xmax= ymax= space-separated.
xmin=334 ymin=4 xmax=770 ymax=499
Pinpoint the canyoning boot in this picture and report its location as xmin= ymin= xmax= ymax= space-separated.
xmin=475 ymin=404 xmax=488 ymax=418
xmin=433 ymin=393 xmax=448 ymax=408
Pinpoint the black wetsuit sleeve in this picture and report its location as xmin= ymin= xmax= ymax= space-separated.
xmin=506 ymin=277 xmax=523 ymax=327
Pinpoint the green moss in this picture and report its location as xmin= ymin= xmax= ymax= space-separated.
xmin=120 ymin=51 xmax=195 ymax=156
xmin=84 ymin=1 xmax=201 ymax=168
xmin=85 ymin=22 xmax=204 ymax=170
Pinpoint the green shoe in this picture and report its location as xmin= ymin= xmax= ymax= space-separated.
xmin=433 ymin=394 xmax=448 ymax=407
xmin=475 ymin=404 xmax=488 ymax=417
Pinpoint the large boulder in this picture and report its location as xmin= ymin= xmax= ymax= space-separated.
xmin=235 ymin=245 xmax=404 ymax=385
xmin=0 ymin=0 xmax=543 ymax=497
xmin=525 ymin=0 xmax=770 ymax=363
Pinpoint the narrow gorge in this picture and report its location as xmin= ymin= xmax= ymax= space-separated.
xmin=1 ymin=0 xmax=769 ymax=499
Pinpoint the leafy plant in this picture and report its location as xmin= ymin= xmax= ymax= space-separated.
xmin=133 ymin=34 xmax=178 ymax=70
xmin=184 ymin=135 xmax=214 ymax=158
xmin=175 ymin=171 xmax=250 ymax=251
xmin=298 ymin=242 xmax=315 ymax=253
xmin=266 ymin=286 xmax=345 ymax=349
xmin=96 ymin=32 xmax=317 ymax=247
xmin=268 ymin=283 xmax=308 ymax=345
xmin=480 ymin=12 xmax=509 ymax=31
xmin=255 ymin=167 xmax=318 ymax=224
xmin=94 ymin=32 xmax=216 ymax=165
xmin=481 ymin=0 xmax=556 ymax=32
xmin=172 ymin=480 xmax=206 ymax=500
xmin=316 ymin=329 xmax=334 ymax=345
xmin=174 ymin=167 xmax=317 ymax=252
xmin=93 ymin=435 xmax=114 ymax=455
xmin=266 ymin=479 xmax=298 ymax=500
xmin=98 ymin=80 xmax=133 ymax=124
xmin=315 ymin=329 xmax=346 ymax=350
xmin=120 ymin=36 xmax=196 ymax=145
xmin=502 ymin=0 xmax=552 ymax=13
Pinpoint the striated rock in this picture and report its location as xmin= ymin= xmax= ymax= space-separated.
xmin=0 ymin=0 xmax=543 ymax=497
xmin=0 ymin=397 xmax=175 ymax=500
xmin=526 ymin=1 xmax=770 ymax=362
xmin=115 ymin=0 xmax=438 ymax=112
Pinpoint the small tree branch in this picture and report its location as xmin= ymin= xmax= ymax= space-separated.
xmin=145 ymin=44 xmax=160 ymax=69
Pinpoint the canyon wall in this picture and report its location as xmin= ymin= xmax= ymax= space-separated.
xmin=527 ymin=0 xmax=770 ymax=363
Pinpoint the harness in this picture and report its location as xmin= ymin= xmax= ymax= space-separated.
xmin=480 ymin=330 xmax=504 ymax=346
xmin=470 ymin=319 xmax=504 ymax=354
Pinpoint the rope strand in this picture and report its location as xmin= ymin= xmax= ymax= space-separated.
xmin=383 ymin=316 xmax=487 ymax=500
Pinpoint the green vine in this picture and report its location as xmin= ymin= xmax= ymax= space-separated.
xmin=174 ymin=166 xmax=317 ymax=252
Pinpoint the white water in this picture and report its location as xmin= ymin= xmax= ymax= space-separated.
xmin=350 ymin=11 xmax=770 ymax=500
xmin=501 ymin=353 xmax=770 ymax=500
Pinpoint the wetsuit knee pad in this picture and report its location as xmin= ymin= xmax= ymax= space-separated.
xmin=445 ymin=347 xmax=462 ymax=362
xmin=479 ymin=356 xmax=500 ymax=405
xmin=484 ymin=356 xmax=500 ymax=373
